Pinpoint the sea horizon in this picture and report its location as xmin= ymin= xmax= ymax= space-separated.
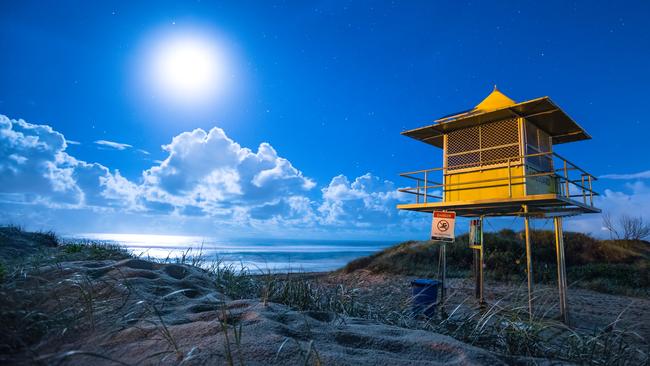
xmin=66 ymin=233 xmax=400 ymax=273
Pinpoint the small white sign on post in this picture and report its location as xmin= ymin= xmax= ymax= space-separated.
xmin=431 ymin=211 xmax=456 ymax=242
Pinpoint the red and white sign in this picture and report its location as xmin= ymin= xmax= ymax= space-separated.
xmin=431 ymin=211 xmax=456 ymax=242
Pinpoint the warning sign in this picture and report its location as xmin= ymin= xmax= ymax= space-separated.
xmin=431 ymin=211 xmax=456 ymax=242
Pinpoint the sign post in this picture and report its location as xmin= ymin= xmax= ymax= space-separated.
xmin=431 ymin=211 xmax=456 ymax=305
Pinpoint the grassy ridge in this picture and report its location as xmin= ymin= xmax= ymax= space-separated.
xmin=343 ymin=229 xmax=650 ymax=296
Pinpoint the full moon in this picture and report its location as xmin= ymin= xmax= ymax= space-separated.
xmin=143 ymin=31 xmax=228 ymax=105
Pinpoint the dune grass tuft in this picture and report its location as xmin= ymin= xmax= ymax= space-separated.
xmin=59 ymin=240 xmax=133 ymax=261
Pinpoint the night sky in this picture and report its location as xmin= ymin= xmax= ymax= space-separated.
xmin=1 ymin=1 xmax=649 ymax=239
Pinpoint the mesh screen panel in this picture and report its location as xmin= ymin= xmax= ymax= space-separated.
xmin=538 ymin=128 xmax=551 ymax=152
xmin=448 ymin=152 xmax=480 ymax=169
xmin=447 ymin=127 xmax=479 ymax=154
xmin=525 ymin=120 xmax=537 ymax=149
xmin=446 ymin=118 xmax=519 ymax=170
xmin=482 ymin=145 xmax=520 ymax=166
xmin=481 ymin=119 xmax=519 ymax=148
xmin=524 ymin=120 xmax=553 ymax=172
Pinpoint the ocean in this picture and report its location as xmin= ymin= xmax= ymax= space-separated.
xmin=68 ymin=233 xmax=398 ymax=273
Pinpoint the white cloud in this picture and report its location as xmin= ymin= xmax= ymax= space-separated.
xmin=0 ymin=115 xmax=132 ymax=210
xmin=94 ymin=139 xmax=133 ymax=150
xmin=318 ymin=173 xmax=420 ymax=229
xmin=568 ymin=180 xmax=650 ymax=237
xmin=66 ymin=140 xmax=81 ymax=145
xmin=136 ymin=149 xmax=150 ymax=155
xmin=138 ymin=127 xmax=316 ymax=218
xmin=600 ymin=170 xmax=650 ymax=180
xmin=1 ymin=115 xmax=81 ymax=205
xmin=99 ymin=170 xmax=143 ymax=210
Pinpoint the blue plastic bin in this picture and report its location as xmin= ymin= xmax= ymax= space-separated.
xmin=411 ymin=279 xmax=440 ymax=317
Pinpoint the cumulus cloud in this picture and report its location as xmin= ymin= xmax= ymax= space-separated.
xmin=138 ymin=127 xmax=316 ymax=217
xmin=0 ymin=114 xmax=422 ymax=237
xmin=318 ymin=173 xmax=423 ymax=228
xmin=94 ymin=139 xmax=133 ymax=150
xmin=0 ymin=115 xmax=116 ymax=208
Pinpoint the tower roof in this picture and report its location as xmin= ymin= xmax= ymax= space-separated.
xmin=402 ymin=87 xmax=591 ymax=148
xmin=474 ymin=86 xmax=516 ymax=111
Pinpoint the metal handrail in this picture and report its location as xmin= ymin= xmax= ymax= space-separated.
xmin=399 ymin=151 xmax=598 ymax=207
xmin=400 ymin=151 xmax=552 ymax=179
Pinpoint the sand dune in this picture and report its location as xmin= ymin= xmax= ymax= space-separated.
xmin=8 ymin=258 xmax=506 ymax=365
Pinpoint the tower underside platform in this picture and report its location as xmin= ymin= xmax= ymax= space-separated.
xmin=396 ymin=194 xmax=600 ymax=217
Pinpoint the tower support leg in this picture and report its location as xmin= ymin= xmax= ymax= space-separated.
xmin=523 ymin=205 xmax=534 ymax=320
xmin=554 ymin=216 xmax=569 ymax=324
xmin=474 ymin=250 xmax=480 ymax=299
xmin=478 ymin=216 xmax=485 ymax=306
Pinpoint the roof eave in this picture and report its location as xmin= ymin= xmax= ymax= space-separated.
xmin=401 ymin=96 xmax=591 ymax=146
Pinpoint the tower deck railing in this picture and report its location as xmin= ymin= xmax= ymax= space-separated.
xmin=398 ymin=151 xmax=598 ymax=208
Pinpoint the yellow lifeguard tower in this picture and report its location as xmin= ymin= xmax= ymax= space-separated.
xmin=398 ymin=87 xmax=599 ymax=322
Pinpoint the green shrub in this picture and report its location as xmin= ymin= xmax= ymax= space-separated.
xmin=341 ymin=230 xmax=650 ymax=296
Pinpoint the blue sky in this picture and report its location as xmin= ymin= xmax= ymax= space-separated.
xmin=1 ymin=1 xmax=649 ymax=239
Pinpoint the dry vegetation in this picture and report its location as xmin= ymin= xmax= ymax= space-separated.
xmin=0 ymin=225 xmax=648 ymax=365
